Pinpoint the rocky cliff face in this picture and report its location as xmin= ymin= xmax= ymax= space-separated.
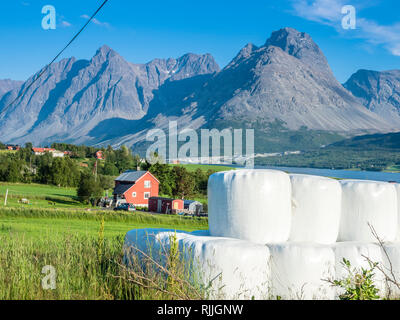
xmin=344 ymin=69 xmax=400 ymax=126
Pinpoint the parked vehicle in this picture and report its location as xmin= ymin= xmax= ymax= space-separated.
xmin=113 ymin=203 xmax=136 ymax=212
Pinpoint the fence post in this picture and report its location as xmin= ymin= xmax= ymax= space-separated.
xmin=4 ymin=189 xmax=8 ymax=206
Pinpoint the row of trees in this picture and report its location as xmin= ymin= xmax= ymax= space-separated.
xmin=0 ymin=142 xmax=217 ymax=205
xmin=145 ymin=162 xmax=213 ymax=199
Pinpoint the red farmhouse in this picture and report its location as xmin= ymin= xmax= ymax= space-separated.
xmin=113 ymin=171 xmax=159 ymax=207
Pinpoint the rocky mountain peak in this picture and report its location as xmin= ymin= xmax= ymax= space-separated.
xmin=344 ymin=69 xmax=400 ymax=125
xmin=265 ymin=27 xmax=330 ymax=73
xmin=92 ymin=45 xmax=120 ymax=63
xmin=227 ymin=43 xmax=259 ymax=68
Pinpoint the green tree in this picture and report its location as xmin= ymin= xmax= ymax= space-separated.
xmin=102 ymin=161 xmax=119 ymax=176
xmin=99 ymin=174 xmax=115 ymax=191
xmin=170 ymin=166 xmax=195 ymax=199
xmin=77 ymin=173 xmax=104 ymax=204
xmin=6 ymin=161 xmax=22 ymax=183
xmin=149 ymin=162 xmax=174 ymax=196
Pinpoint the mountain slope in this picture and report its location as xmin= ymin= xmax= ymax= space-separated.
xmin=331 ymin=131 xmax=400 ymax=149
xmin=0 ymin=46 xmax=219 ymax=145
xmin=200 ymin=28 xmax=393 ymax=132
xmin=0 ymin=79 xmax=23 ymax=99
xmin=344 ymin=69 xmax=400 ymax=126
xmin=90 ymin=28 xmax=396 ymax=153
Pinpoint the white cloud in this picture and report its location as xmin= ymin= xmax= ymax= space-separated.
xmin=80 ymin=14 xmax=110 ymax=28
xmin=291 ymin=0 xmax=346 ymax=26
xmin=61 ymin=20 xmax=72 ymax=27
xmin=290 ymin=0 xmax=400 ymax=56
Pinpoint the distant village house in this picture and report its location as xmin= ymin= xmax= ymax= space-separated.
xmin=6 ymin=144 xmax=21 ymax=151
xmin=96 ymin=151 xmax=104 ymax=160
xmin=32 ymin=148 xmax=65 ymax=158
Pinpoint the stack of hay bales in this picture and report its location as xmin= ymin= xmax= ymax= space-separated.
xmin=124 ymin=169 xmax=400 ymax=300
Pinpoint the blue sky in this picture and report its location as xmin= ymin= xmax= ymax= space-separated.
xmin=0 ymin=0 xmax=399 ymax=82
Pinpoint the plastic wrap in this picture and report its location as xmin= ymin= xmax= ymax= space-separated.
xmin=382 ymin=242 xmax=400 ymax=298
xmin=394 ymin=184 xmax=400 ymax=241
xmin=124 ymin=229 xmax=271 ymax=300
xmin=268 ymin=243 xmax=335 ymax=300
xmin=208 ymin=169 xmax=292 ymax=244
xmin=190 ymin=230 xmax=210 ymax=237
xmin=171 ymin=233 xmax=271 ymax=300
xmin=123 ymin=228 xmax=184 ymax=266
xmin=289 ymin=174 xmax=341 ymax=244
xmin=333 ymin=242 xmax=386 ymax=297
xmin=339 ymin=180 xmax=398 ymax=242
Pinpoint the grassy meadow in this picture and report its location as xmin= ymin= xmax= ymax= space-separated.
xmin=0 ymin=173 xmax=209 ymax=300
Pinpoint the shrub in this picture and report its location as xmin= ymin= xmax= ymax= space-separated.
xmin=328 ymin=258 xmax=381 ymax=300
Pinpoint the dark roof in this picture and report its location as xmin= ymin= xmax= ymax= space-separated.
xmin=184 ymin=200 xmax=202 ymax=205
xmin=113 ymin=184 xmax=133 ymax=195
xmin=115 ymin=170 xmax=147 ymax=183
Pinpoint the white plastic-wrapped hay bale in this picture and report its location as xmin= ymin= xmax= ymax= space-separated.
xmin=124 ymin=228 xmax=271 ymax=300
xmin=339 ymin=180 xmax=398 ymax=242
xmin=123 ymin=228 xmax=210 ymax=263
xmin=289 ymin=174 xmax=341 ymax=244
xmin=208 ymin=169 xmax=292 ymax=244
xmin=393 ymin=184 xmax=400 ymax=241
xmin=268 ymin=243 xmax=335 ymax=300
xmin=123 ymin=228 xmax=184 ymax=266
xmin=381 ymin=243 xmax=400 ymax=298
xmin=163 ymin=232 xmax=271 ymax=300
xmin=333 ymin=242 xmax=386 ymax=297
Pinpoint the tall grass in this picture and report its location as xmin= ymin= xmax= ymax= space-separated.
xmin=0 ymin=207 xmax=208 ymax=300
xmin=0 ymin=232 xmax=132 ymax=300
xmin=0 ymin=207 xmax=208 ymax=228
xmin=0 ymin=227 xmax=205 ymax=300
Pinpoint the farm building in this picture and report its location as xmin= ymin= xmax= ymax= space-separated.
xmin=113 ymin=170 xmax=159 ymax=207
xmin=149 ymin=197 xmax=184 ymax=215
xmin=184 ymin=200 xmax=203 ymax=215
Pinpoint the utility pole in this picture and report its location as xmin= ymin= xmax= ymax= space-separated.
xmin=4 ymin=189 xmax=8 ymax=206
xmin=93 ymin=160 xmax=98 ymax=182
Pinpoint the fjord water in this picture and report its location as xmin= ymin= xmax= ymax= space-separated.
xmin=255 ymin=166 xmax=400 ymax=182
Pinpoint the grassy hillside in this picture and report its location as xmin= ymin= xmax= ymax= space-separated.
xmin=331 ymin=132 xmax=400 ymax=149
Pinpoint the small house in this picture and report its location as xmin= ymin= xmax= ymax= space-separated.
xmin=32 ymin=148 xmax=64 ymax=158
xmin=6 ymin=144 xmax=20 ymax=151
xmin=96 ymin=151 xmax=104 ymax=160
xmin=149 ymin=197 xmax=184 ymax=214
xmin=113 ymin=170 xmax=159 ymax=207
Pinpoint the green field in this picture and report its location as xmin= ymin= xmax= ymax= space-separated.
xmin=0 ymin=166 xmax=215 ymax=300
xmin=0 ymin=182 xmax=87 ymax=209
xmin=0 ymin=207 xmax=208 ymax=300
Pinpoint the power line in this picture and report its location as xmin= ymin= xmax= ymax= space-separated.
xmin=0 ymin=0 xmax=110 ymax=117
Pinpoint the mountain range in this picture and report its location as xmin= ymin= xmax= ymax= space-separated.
xmin=1 ymin=27 xmax=399 ymax=153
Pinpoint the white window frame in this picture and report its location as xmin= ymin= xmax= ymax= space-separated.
xmin=132 ymin=192 xmax=137 ymax=198
xmin=144 ymin=192 xmax=150 ymax=199
xmin=144 ymin=180 xmax=151 ymax=188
